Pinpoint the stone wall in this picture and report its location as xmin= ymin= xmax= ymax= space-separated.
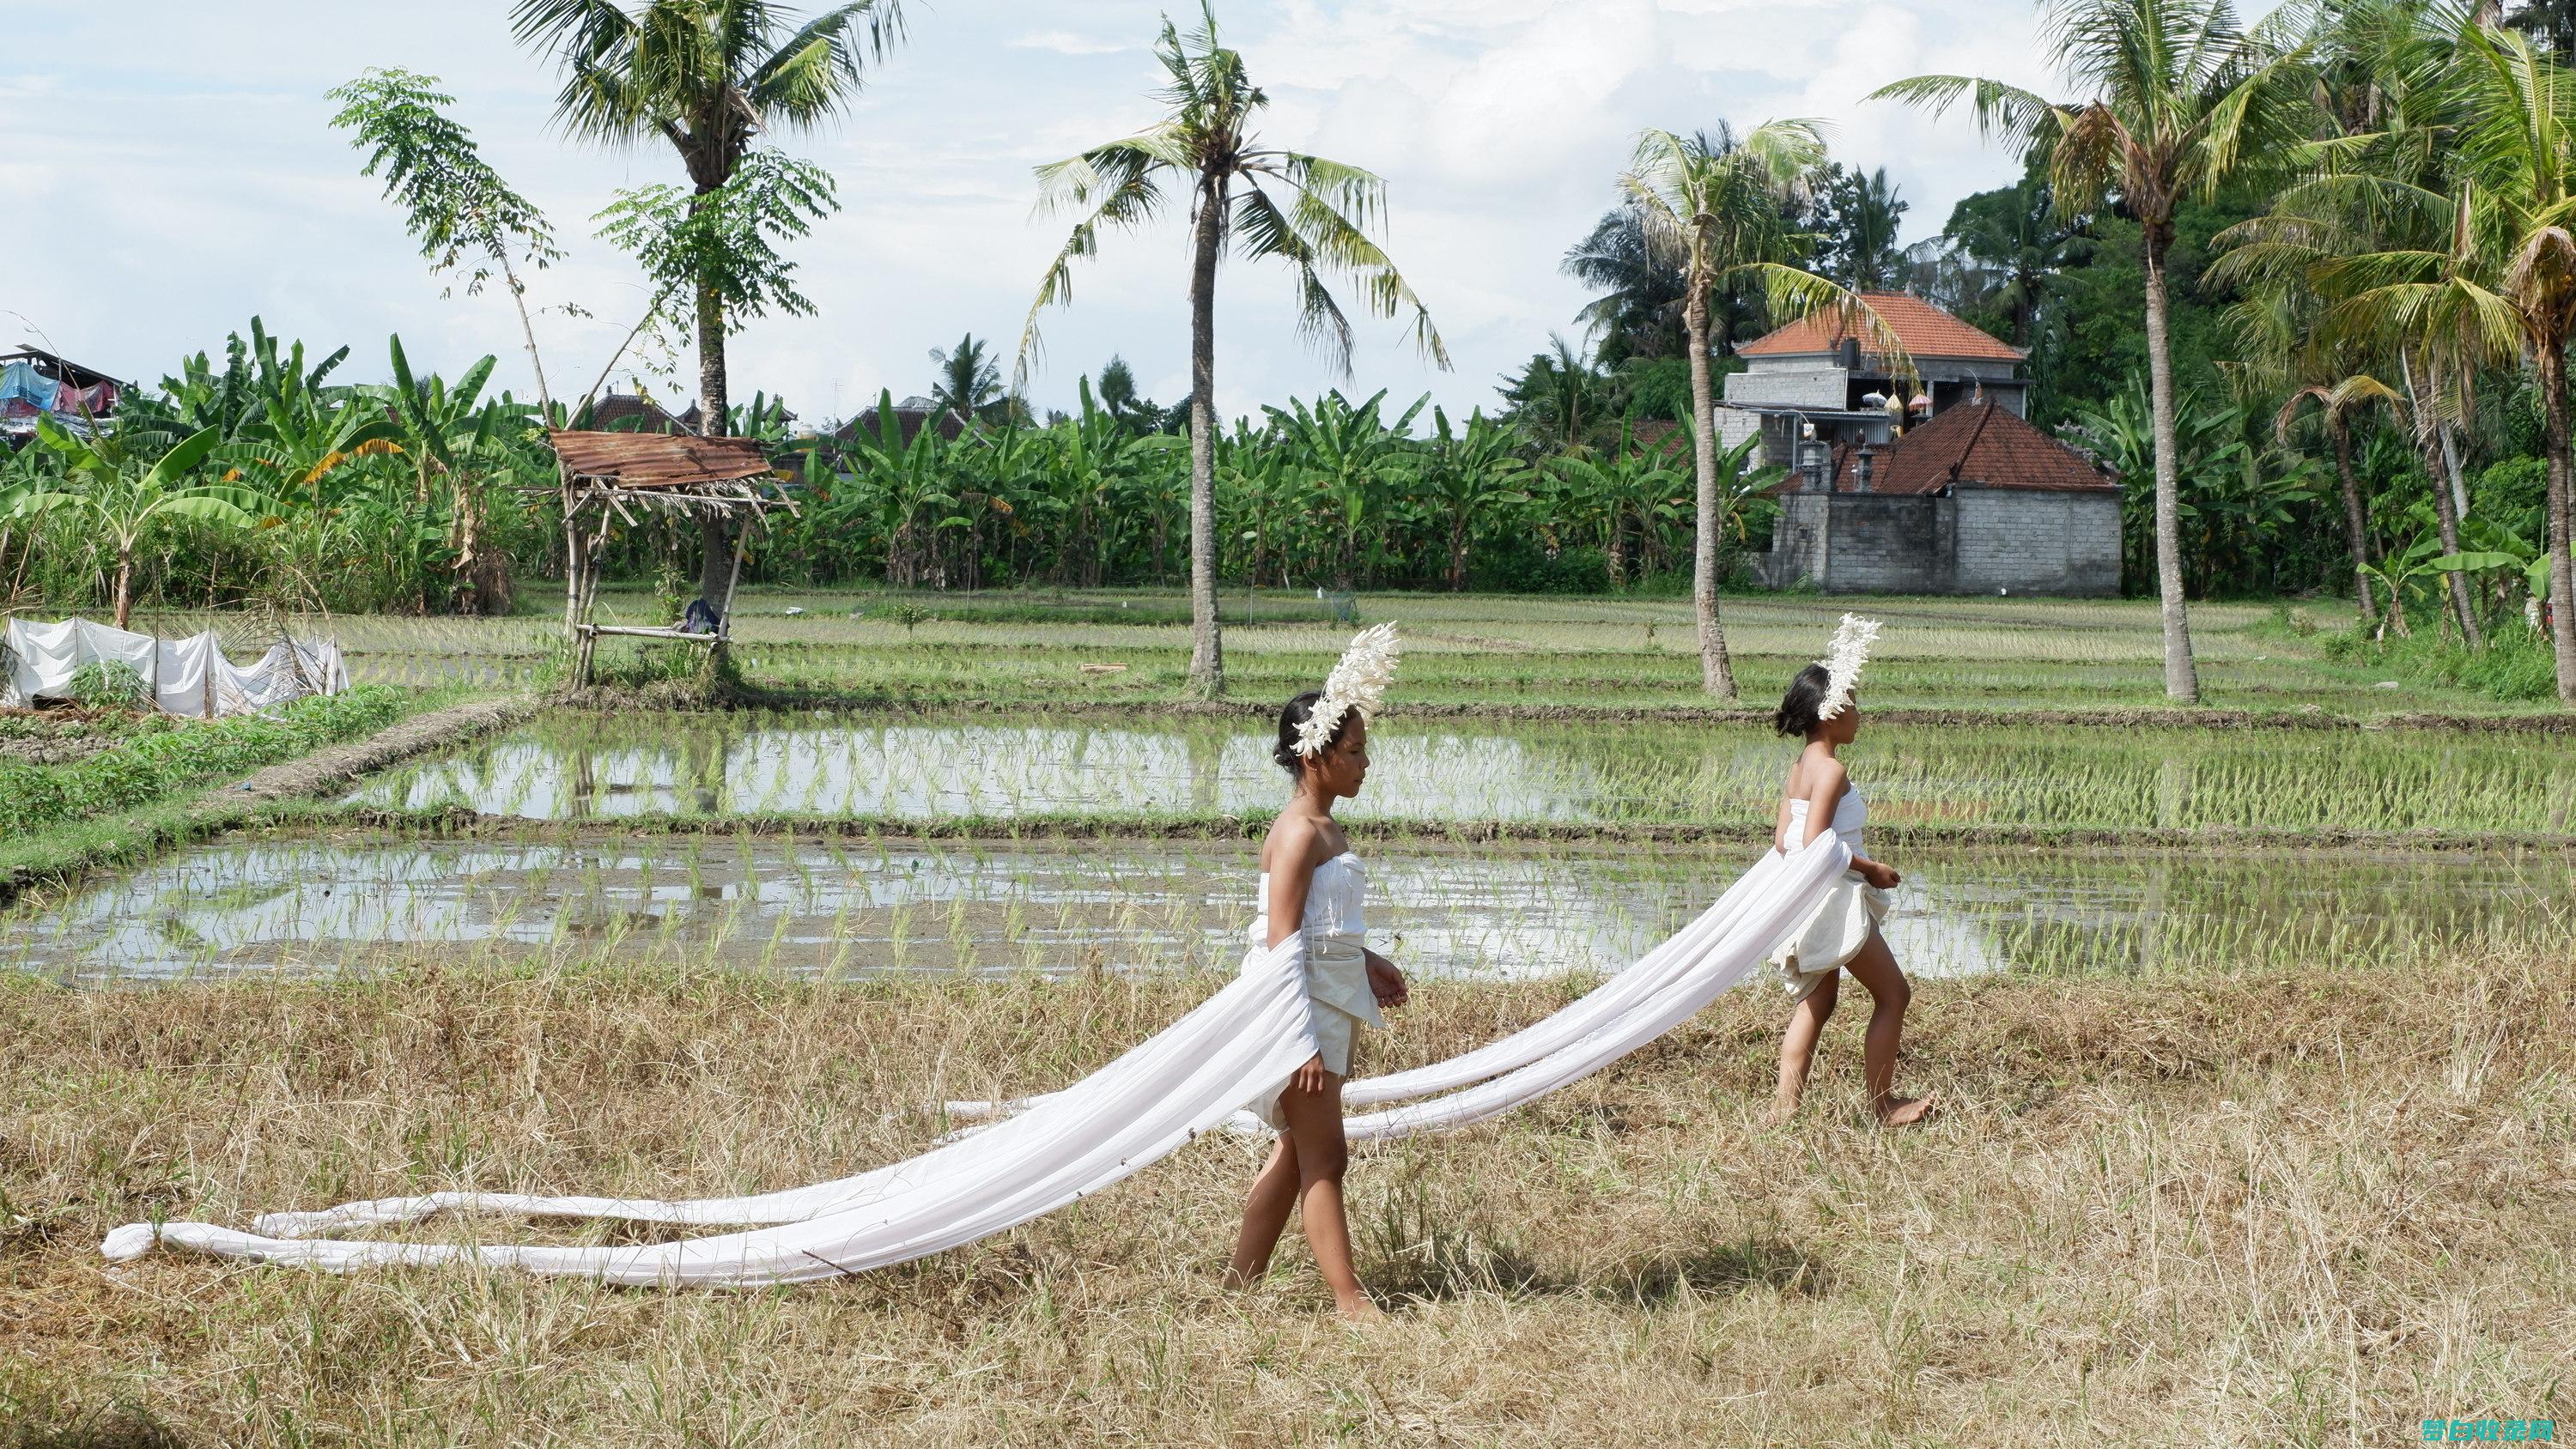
xmin=1762 ymin=488 xmax=2122 ymax=597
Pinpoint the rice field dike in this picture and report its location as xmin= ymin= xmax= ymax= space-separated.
xmin=3 ymin=590 xmax=2571 ymax=1446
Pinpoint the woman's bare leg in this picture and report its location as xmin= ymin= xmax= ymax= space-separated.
xmin=1769 ymin=969 xmax=1840 ymax=1122
xmin=1224 ymin=1133 xmax=1301 ymax=1288
xmin=1842 ymin=929 xmax=1934 ymax=1125
xmin=1275 ymin=1074 xmax=1379 ymax=1319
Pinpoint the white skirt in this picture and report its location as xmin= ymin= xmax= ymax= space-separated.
xmin=1770 ymin=869 xmax=1890 ymax=1003
xmin=1249 ymin=1000 xmax=1365 ymax=1134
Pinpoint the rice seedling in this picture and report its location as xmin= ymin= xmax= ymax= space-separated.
xmin=346 ymin=708 xmax=2576 ymax=838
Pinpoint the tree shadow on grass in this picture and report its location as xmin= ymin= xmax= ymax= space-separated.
xmin=1364 ymin=1185 xmax=1834 ymax=1307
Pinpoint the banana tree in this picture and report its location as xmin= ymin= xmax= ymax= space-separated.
xmin=1547 ymin=422 xmax=1689 ymax=590
xmin=841 ymin=389 xmax=961 ymax=586
xmin=15 ymin=421 xmax=274 ymax=627
xmin=1265 ymin=389 xmax=1426 ymax=587
xmin=1416 ymin=408 xmax=1530 ymax=591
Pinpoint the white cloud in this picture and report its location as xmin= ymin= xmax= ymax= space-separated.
xmin=10 ymin=0 xmax=2061 ymax=424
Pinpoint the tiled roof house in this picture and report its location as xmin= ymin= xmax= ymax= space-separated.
xmin=1721 ymin=294 xmax=2122 ymax=597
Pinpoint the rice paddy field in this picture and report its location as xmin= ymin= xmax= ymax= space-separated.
xmin=4 ymin=589 xmax=2572 ymax=1446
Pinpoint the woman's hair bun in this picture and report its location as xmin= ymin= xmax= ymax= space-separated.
xmin=1773 ymin=663 xmax=1832 ymax=737
xmin=1274 ymin=689 xmax=1329 ymax=773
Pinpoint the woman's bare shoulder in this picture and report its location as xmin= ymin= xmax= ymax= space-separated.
xmin=1264 ymin=811 xmax=1328 ymax=871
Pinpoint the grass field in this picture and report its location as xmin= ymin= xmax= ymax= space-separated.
xmin=3 ymin=955 xmax=2567 ymax=1445
xmin=3 ymin=588 xmax=2568 ymax=1446
xmin=113 ymin=587 xmax=2556 ymax=714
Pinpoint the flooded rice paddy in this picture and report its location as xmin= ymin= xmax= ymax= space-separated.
xmin=345 ymin=710 xmax=2576 ymax=835
xmin=11 ymin=833 xmax=2567 ymax=985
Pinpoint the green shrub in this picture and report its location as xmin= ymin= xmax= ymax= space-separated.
xmin=67 ymin=661 xmax=150 ymax=710
xmin=2321 ymin=627 xmax=2557 ymax=703
xmin=0 ymin=686 xmax=411 ymax=832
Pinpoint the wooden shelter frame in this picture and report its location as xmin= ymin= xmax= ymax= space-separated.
xmin=543 ymin=431 xmax=799 ymax=688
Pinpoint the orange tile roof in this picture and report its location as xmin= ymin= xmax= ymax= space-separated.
xmin=1737 ymin=292 xmax=2024 ymax=363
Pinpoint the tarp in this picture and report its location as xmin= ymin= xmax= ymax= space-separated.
xmin=1 ymin=618 xmax=347 ymax=718
xmin=101 ymin=836 xmax=1856 ymax=1288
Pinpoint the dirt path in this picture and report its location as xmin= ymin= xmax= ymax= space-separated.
xmin=216 ymin=695 xmax=538 ymax=805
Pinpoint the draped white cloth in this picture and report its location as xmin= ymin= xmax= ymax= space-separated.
xmin=2 ymin=617 xmax=347 ymax=718
xmin=100 ymin=837 xmax=1853 ymax=1286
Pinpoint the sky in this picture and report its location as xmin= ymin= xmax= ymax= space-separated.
xmin=3 ymin=1 xmax=2067 ymax=429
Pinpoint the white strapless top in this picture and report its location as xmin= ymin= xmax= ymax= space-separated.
xmin=1785 ymin=785 xmax=1867 ymax=854
xmin=1249 ymin=851 xmax=1383 ymax=1027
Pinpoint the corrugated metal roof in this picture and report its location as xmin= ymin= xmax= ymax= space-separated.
xmin=548 ymin=430 xmax=775 ymax=489
xmin=1737 ymin=293 xmax=2024 ymax=363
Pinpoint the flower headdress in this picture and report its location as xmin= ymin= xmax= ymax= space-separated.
xmin=1295 ymin=623 xmax=1401 ymax=757
xmin=1814 ymin=613 xmax=1880 ymax=721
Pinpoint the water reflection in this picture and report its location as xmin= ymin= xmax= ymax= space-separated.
xmin=10 ymin=837 xmax=2564 ymax=985
xmin=352 ymin=725 xmax=1606 ymax=822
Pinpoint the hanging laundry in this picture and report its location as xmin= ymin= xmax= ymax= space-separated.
xmin=0 ymin=361 xmax=58 ymax=412
xmin=52 ymin=380 xmax=113 ymax=417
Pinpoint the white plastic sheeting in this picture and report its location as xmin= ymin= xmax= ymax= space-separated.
xmin=100 ymin=837 xmax=1853 ymax=1287
xmin=2 ymin=618 xmax=347 ymax=718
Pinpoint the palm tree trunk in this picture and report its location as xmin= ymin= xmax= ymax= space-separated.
xmin=2141 ymin=237 xmax=2201 ymax=703
xmin=1685 ymin=288 xmax=1737 ymax=700
xmin=1450 ymin=515 xmax=1469 ymax=591
xmin=2329 ymin=420 xmax=2375 ymax=626
xmin=2403 ymin=353 xmax=2483 ymax=649
xmin=112 ymin=549 xmax=134 ymax=631
xmin=694 ymin=268 xmax=735 ymax=609
xmin=1185 ymin=174 xmax=1226 ymax=698
xmin=2536 ymin=342 xmax=2576 ymax=705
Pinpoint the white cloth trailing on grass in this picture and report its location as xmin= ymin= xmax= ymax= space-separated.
xmin=2 ymin=617 xmax=347 ymax=718
xmin=945 ymin=838 xmax=1834 ymax=1137
xmin=100 ymin=838 xmax=1852 ymax=1287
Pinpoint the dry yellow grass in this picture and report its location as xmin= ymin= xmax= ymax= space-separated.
xmin=3 ymin=954 xmax=2571 ymax=1446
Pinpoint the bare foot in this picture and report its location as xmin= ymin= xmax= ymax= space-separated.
xmin=1763 ymin=1095 xmax=1801 ymax=1126
xmin=1336 ymin=1295 xmax=1385 ymax=1323
xmin=1874 ymin=1093 xmax=1936 ymax=1127
xmin=1220 ymin=1265 xmax=1260 ymax=1291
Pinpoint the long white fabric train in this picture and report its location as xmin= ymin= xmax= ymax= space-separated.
xmin=99 ymin=838 xmax=1852 ymax=1287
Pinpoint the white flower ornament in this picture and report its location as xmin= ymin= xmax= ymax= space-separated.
xmin=1295 ymin=623 xmax=1401 ymax=757
xmin=1815 ymin=613 xmax=1880 ymax=721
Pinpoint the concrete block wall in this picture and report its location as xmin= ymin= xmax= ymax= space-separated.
xmin=1725 ymin=365 xmax=1846 ymax=409
xmin=1762 ymin=488 xmax=2123 ymax=596
xmin=1953 ymin=488 xmax=2123 ymax=596
xmin=1819 ymin=495 xmax=1953 ymax=593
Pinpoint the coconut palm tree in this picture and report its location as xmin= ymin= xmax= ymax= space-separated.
xmin=1017 ymin=2 xmax=1448 ymax=698
xmin=1619 ymin=122 xmax=1899 ymax=700
xmin=1875 ymin=0 xmax=2317 ymax=703
xmin=511 ymin=0 xmax=907 ymax=597
xmin=2328 ymin=21 xmax=2576 ymax=700
xmin=927 ymin=333 xmax=1005 ymax=425
xmin=2276 ymin=374 xmax=2402 ymax=626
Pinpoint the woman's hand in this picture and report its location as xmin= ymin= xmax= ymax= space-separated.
xmin=1857 ymin=859 xmax=1902 ymax=890
xmin=1291 ymin=1052 xmax=1329 ymax=1094
xmin=1366 ymin=955 xmax=1409 ymax=1009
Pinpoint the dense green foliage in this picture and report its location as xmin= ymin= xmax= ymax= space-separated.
xmin=0 ymin=686 xmax=410 ymax=832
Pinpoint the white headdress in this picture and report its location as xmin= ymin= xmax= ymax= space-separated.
xmin=1814 ymin=613 xmax=1880 ymax=721
xmin=1295 ymin=623 xmax=1401 ymax=757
